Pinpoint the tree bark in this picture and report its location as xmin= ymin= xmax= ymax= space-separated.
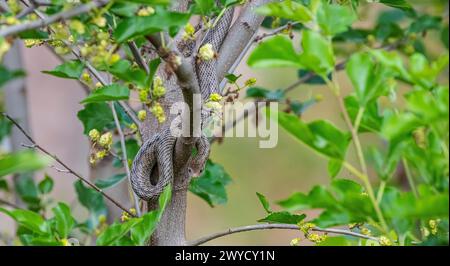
xmin=3 ymin=41 xmax=32 ymax=208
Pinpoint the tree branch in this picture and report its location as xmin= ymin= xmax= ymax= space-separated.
xmin=0 ymin=0 xmax=109 ymax=38
xmin=0 ymin=112 xmax=135 ymax=217
xmin=0 ymin=198 xmax=21 ymax=209
xmin=110 ymin=102 xmax=141 ymax=217
xmin=217 ymin=0 xmax=272 ymax=82
xmin=187 ymin=223 xmax=378 ymax=246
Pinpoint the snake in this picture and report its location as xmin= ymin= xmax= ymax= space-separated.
xmin=130 ymin=3 xmax=234 ymax=201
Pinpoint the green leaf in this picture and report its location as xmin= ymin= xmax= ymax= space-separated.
xmin=74 ymin=180 xmax=107 ymax=230
xmin=189 ymin=160 xmax=232 ymax=207
xmin=38 ymin=174 xmax=54 ymax=194
xmin=80 ymin=84 xmax=130 ymax=104
xmin=346 ymin=52 xmax=390 ymax=105
xmin=147 ymin=58 xmax=161 ymax=88
xmin=327 ymin=159 xmax=343 ymax=178
xmin=256 ymin=0 xmax=312 ymax=23
xmin=0 ymin=151 xmax=51 ymax=178
xmin=256 ymin=192 xmax=272 ymax=213
xmin=106 ymin=60 xmax=147 ymax=87
xmin=258 ymin=211 xmax=306 ymax=224
xmin=246 ymin=87 xmax=285 ymax=101
xmin=96 ymin=218 xmax=141 ymax=246
xmin=441 ymin=25 xmax=449 ymax=49
xmin=379 ymin=0 xmax=413 ymax=11
xmin=0 ymin=116 xmax=12 ymax=142
xmin=344 ymin=96 xmax=383 ymax=133
xmin=193 ymin=0 xmax=216 ymax=16
xmin=381 ymin=111 xmax=421 ymax=141
xmin=51 ymin=202 xmax=75 ymax=239
xmin=0 ymin=208 xmax=50 ymax=235
xmin=77 ymin=102 xmax=114 ymax=134
xmin=114 ymin=8 xmax=190 ymax=42
xmin=95 ymin=174 xmax=127 ymax=189
xmin=42 ymin=60 xmax=84 ymax=80
xmin=317 ymin=3 xmax=356 ymax=36
xmin=130 ymin=185 xmax=171 ymax=245
xmin=298 ymin=30 xmax=335 ymax=77
xmin=275 ymin=111 xmax=350 ymax=160
xmin=0 ymin=65 xmax=25 ymax=88
xmin=247 ymin=36 xmax=302 ymax=68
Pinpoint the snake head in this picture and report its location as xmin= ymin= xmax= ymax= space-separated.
xmin=187 ymin=159 xmax=206 ymax=177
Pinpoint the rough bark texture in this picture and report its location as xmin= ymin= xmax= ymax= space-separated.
xmin=140 ymin=0 xmax=271 ymax=246
xmin=3 ymin=41 xmax=32 ymax=208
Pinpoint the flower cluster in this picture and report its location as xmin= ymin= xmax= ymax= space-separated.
xmin=88 ymin=129 xmax=113 ymax=165
xmin=198 ymin=43 xmax=215 ymax=61
xmin=120 ymin=208 xmax=137 ymax=222
xmin=298 ymin=222 xmax=327 ymax=244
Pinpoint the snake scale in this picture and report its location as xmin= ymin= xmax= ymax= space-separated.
xmin=130 ymin=4 xmax=234 ymax=201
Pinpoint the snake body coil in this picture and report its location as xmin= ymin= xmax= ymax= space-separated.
xmin=130 ymin=5 xmax=234 ymax=201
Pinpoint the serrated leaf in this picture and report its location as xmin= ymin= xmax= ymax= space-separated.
xmin=258 ymin=211 xmax=306 ymax=224
xmin=74 ymin=180 xmax=107 ymax=231
xmin=42 ymin=60 xmax=84 ymax=80
xmin=256 ymin=192 xmax=272 ymax=213
xmin=38 ymin=174 xmax=54 ymax=194
xmin=80 ymin=84 xmax=130 ymax=104
xmin=0 ymin=151 xmax=52 ymax=178
xmin=77 ymin=102 xmax=114 ymax=134
xmin=95 ymin=174 xmax=127 ymax=189
xmin=51 ymin=202 xmax=75 ymax=239
xmin=298 ymin=30 xmax=335 ymax=77
xmin=0 ymin=65 xmax=25 ymax=88
xmin=247 ymin=36 xmax=302 ymax=68
xmin=256 ymin=0 xmax=312 ymax=23
xmin=114 ymin=8 xmax=190 ymax=42
xmin=0 ymin=208 xmax=50 ymax=236
xmin=274 ymin=111 xmax=350 ymax=160
xmin=189 ymin=160 xmax=232 ymax=207
xmin=317 ymin=3 xmax=356 ymax=36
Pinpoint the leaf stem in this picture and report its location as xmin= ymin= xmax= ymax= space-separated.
xmin=324 ymin=75 xmax=389 ymax=233
xmin=402 ymin=158 xmax=418 ymax=198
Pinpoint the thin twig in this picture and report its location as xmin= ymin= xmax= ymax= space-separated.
xmin=187 ymin=223 xmax=378 ymax=246
xmin=0 ymin=1 xmax=109 ymax=37
xmin=110 ymin=102 xmax=141 ymax=217
xmin=0 ymin=198 xmax=20 ymax=209
xmin=128 ymin=42 xmax=149 ymax=74
xmin=253 ymin=22 xmax=300 ymax=43
xmin=1 ymin=112 xmax=135 ymax=217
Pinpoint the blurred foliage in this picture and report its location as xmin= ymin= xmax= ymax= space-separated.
xmin=0 ymin=0 xmax=448 ymax=246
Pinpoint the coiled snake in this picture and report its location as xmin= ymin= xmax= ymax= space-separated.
xmin=130 ymin=6 xmax=234 ymax=201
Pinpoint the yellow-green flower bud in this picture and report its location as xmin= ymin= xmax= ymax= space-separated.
xmin=82 ymin=72 xmax=92 ymax=83
xmin=153 ymin=85 xmax=166 ymax=98
xmin=96 ymin=150 xmax=107 ymax=160
xmin=360 ymin=227 xmax=371 ymax=236
xmin=138 ymin=110 xmax=147 ymax=121
xmin=137 ymin=6 xmax=155 ymax=16
xmin=108 ymin=53 xmax=121 ymax=65
xmin=199 ymin=43 xmax=215 ymax=61
xmin=290 ymin=237 xmax=301 ymax=246
xmin=88 ymin=129 xmax=100 ymax=142
xmin=69 ymin=20 xmax=85 ymax=34
xmin=379 ymin=236 xmax=392 ymax=246
xmin=129 ymin=123 xmax=138 ymax=131
xmin=299 ymin=222 xmax=315 ymax=234
xmin=151 ymin=103 xmax=166 ymax=123
xmin=244 ymin=78 xmax=257 ymax=87
xmin=99 ymin=132 xmax=113 ymax=149
xmin=209 ymin=93 xmax=222 ymax=102
xmin=60 ymin=238 xmax=71 ymax=246
xmin=138 ymin=89 xmax=149 ymax=103
xmin=93 ymin=16 xmax=107 ymax=28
